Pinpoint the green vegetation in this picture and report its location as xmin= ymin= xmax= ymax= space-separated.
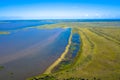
xmin=9 ymin=72 xmax=14 ymax=76
xmin=0 ymin=66 xmax=4 ymax=71
xmin=51 ymin=33 xmax=80 ymax=73
xmin=27 ymin=22 xmax=120 ymax=80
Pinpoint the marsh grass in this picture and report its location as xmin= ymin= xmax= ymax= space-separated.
xmin=27 ymin=22 xmax=120 ymax=80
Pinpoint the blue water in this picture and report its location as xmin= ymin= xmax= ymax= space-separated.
xmin=70 ymin=33 xmax=80 ymax=58
xmin=0 ymin=21 xmax=71 ymax=80
xmin=0 ymin=20 xmax=120 ymax=31
xmin=0 ymin=20 xmax=54 ymax=31
xmin=28 ymin=19 xmax=120 ymax=23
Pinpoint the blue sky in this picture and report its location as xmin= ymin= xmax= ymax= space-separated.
xmin=0 ymin=0 xmax=120 ymax=19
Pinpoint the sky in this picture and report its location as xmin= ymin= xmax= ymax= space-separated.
xmin=0 ymin=0 xmax=120 ymax=19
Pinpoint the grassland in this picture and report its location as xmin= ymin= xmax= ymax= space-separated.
xmin=28 ymin=22 xmax=120 ymax=80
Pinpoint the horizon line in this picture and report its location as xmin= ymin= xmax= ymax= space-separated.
xmin=0 ymin=18 xmax=120 ymax=20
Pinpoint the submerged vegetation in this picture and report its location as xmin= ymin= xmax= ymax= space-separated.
xmin=28 ymin=22 xmax=120 ymax=80
xmin=51 ymin=33 xmax=80 ymax=73
xmin=0 ymin=66 xmax=4 ymax=71
xmin=0 ymin=32 xmax=10 ymax=34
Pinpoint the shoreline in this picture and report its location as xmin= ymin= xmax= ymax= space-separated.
xmin=44 ymin=28 xmax=72 ymax=74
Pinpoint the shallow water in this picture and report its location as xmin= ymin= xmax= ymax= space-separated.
xmin=71 ymin=33 xmax=81 ymax=58
xmin=0 ymin=25 xmax=71 ymax=80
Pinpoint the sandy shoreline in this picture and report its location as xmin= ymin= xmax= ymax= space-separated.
xmin=44 ymin=28 xmax=72 ymax=74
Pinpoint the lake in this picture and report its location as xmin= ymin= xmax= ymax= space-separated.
xmin=0 ymin=21 xmax=71 ymax=80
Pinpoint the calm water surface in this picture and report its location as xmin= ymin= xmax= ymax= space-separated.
xmin=0 ymin=21 xmax=71 ymax=80
xmin=0 ymin=20 xmax=53 ymax=31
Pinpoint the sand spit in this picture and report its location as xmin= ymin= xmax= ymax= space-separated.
xmin=44 ymin=28 xmax=72 ymax=74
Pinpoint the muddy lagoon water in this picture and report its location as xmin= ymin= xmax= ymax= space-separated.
xmin=0 ymin=21 xmax=71 ymax=80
